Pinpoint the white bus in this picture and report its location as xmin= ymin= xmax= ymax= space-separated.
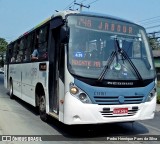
xmin=4 ymin=10 xmax=157 ymax=125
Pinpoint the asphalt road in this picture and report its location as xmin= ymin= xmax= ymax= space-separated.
xmin=0 ymin=74 xmax=160 ymax=144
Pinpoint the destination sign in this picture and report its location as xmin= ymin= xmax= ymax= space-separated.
xmin=72 ymin=59 xmax=101 ymax=68
xmin=77 ymin=16 xmax=137 ymax=35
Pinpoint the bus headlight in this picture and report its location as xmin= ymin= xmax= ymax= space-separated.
xmin=79 ymin=93 xmax=90 ymax=103
xmin=70 ymin=86 xmax=79 ymax=95
xmin=146 ymin=87 xmax=156 ymax=102
xmin=69 ymin=83 xmax=92 ymax=104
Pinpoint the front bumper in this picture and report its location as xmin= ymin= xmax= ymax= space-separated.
xmin=63 ymin=92 xmax=156 ymax=125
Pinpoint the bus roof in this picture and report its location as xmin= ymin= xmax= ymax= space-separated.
xmin=9 ymin=10 xmax=140 ymax=44
xmin=54 ymin=10 xmax=136 ymax=24
xmin=80 ymin=11 xmax=135 ymax=24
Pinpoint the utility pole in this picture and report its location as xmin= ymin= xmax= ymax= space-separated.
xmin=74 ymin=2 xmax=90 ymax=12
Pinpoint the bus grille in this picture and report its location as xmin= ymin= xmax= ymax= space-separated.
xmin=100 ymin=108 xmax=138 ymax=118
xmin=94 ymin=96 xmax=144 ymax=105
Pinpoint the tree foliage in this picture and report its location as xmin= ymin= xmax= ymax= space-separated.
xmin=148 ymin=36 xmax=160 ymax=50
xmin=0 ymin=38 xmax=8 ymax=67
xmin=0 ymin=37 xmax=8 ymax=53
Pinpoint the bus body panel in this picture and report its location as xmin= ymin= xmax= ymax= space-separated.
xmin=4 ymin=64 xmax=8 ymax=89
xmin=63 ymin=71 xmax=156 ymax=124
xmin=74 ymin=79 xmax=155 ymax=104
xmin=9 ymin=64 xmax=22 ymax=99
xmin=63 ymin=92 xmax=156 ymax=125
xmin=58 ymin=78 xmax=65 ymax=121
xmin=21 ymin=63 xmax=35 ymax=105
xmin=8 ymin=62 xmax=49 ymax=107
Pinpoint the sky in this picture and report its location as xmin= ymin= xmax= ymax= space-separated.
xmin=0 ymin=0 xmax=160 ymax=42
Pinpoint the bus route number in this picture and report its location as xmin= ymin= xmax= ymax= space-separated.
xmin=78 ymin=18 xmax=92 ymax=28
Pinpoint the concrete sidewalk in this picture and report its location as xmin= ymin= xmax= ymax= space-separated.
xmin=156 ymin=104 xmax=160 ymax=112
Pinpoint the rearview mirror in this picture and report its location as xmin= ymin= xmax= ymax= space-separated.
xmin=50 ymin=17 xmax=64 ymax=29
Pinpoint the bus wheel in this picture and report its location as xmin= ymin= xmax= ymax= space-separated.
xmin=39 ymin=95 xmax=48 ymax=122
xmin=9 ymin=80 xmax=14 ymax=99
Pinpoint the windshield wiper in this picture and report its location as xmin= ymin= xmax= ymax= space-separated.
xmin=115 ymin=38 xmax=143 ymax=82
xmin=97 ymin=38 xmax=143 ymax=82
xmin=98 ymin=51 xmax=117 ymax=81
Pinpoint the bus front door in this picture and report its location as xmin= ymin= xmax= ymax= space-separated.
xmin=48 ymin=28 xmax=59 ymax=114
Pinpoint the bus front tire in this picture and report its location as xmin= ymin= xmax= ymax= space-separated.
xmin=9 ymin=80 xmax=14 ymax=99
xmin=39 ymin=95 xmax=48 ymax=122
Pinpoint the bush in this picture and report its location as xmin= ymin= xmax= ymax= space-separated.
xmin=157 ymin=95 xmax=160 ymax=104
xmin=157 ymin=81 xmax=160 ymax=104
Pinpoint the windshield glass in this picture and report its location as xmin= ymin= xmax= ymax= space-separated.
xmin=67 ymin=15 xmax=155 ymax=80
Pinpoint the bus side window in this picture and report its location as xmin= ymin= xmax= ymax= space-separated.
xmin=6 ymin=46 xmax=11 ymax=64
xmin=11 ymin=42 xmax=19 ymax=63
xmin=25 ymin=34 xmax=34 ymax=62
xmin=30 ymin=30 xmax=40 ymax=61
xmin=38 ymin=25 xmax=49 ymax=60
xmin=16 ymin=41 xmax=24 ymax=63
xmin=16 ymin=39 xmax=25 ymax=63
xmin=9 ymin=44 xmax=14 ymax=63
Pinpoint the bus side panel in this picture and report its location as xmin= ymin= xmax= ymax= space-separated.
xmin=21 ymin=63 xmax=35 ymax=106
xmin=38 ymin=62 xmax=49 ymax=112
xmin=9 ymin=64 xmax=22 ymax=99
xmin=61 ymin=49 xmax=74 ymax=123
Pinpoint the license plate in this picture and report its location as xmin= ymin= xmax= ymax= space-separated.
xmin=113 ymin=108 xmax=128 ymax=114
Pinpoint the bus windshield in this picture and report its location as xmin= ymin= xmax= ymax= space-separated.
xmin=67 ymin=15 xmax=155 ymax=81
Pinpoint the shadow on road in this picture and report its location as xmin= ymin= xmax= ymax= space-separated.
xmin=6 ymin=93 xmax=39 ymax=116
xmin=46 ymin=117 xmax=149 ymax=139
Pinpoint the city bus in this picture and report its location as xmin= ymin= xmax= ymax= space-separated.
xmin=4 ymin=10 xmax=157 ymax=125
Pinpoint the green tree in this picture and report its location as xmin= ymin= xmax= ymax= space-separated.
xmin=148 ymin=36 xmax=160 ymax=50
xmin=0 ymin=37 xmax=8 ymax=52
xmin=0 ymin=38 xmax=8 ymax=67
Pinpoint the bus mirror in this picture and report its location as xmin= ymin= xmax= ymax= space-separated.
xmin=50 ymin=17 xmax=64 ymax=29
xmin=60 ymin=26 xmax=69 ymax=44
